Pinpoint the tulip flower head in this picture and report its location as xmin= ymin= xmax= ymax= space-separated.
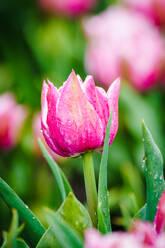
xmin=41 ymin=70 xmax=120 ymax=157
xmin=84 ymin=7 xmax=164 ymax=91
xmin=0 ymin=93 xmax=27 ymax=149
xmin=39 ymin=0 xmax=96 ymax=16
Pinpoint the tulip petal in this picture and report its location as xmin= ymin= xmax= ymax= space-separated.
xmin=107 ymin=78 xmax=120 ymax=145
xmin=56 ymin=70 xmax=104 ymax=154
xmin=131 ymin=220 xmax=156 ymax=246
xmin=154 ymin=191 xmax=165 ymax=234
xmin=41 ymin=81 xmax=69 ymax=157
xmin=83 ymin=75 xmax=109 ymax=132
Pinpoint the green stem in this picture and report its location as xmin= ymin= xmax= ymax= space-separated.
xmin=82 ymin=152 xmax=97 ymax=227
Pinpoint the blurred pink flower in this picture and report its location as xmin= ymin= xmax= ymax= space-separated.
xmin=85 ymin=229 xmax=143 ymax=248
xmin=84 ymin=7 xmax=164 ymax=91
xmin=33 ymin=112 xmax=63 ymax=162
xmin=122 ymin=0 xmax=165 ymax=27
xmin=39 ymin=0 xmax=96 ymax=16
xmin=154 ymin=191 xmax=165 ymax=234
xmin=85 ymin=190 xmax=165 ymax=248
xmin=0 ymin=93 xmax=27 ymax=149
xmin=41 ymin=70 xmax=120 ymax=157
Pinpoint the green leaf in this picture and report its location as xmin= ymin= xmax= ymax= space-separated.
xmin=56 ymin=192 xmax=92 ymax=236
xmin=134 ymin=204 xmax=147 ymax=221
xmin=120 ymin=203 xmax=132 ymax=229
xmin=0 ymin=177 xmax=45 ymax=247
xmin=38 ymin=139 xmax=72 ymax=200
xmin=46 ymin=212 xmax=83 ymax=248
xmin=1 ymin=209 xmax=29 ymax=248
xmin=142 ymin=121 xmax=165 ymax=221
xmin=40 ymin=192 xmax=91 ymax=247
xmin=16 ymin=239 xmax=30 ymax=248
xmin=36 ymin=227 xmax=58 ymax=248
xmin=98 ymin=112 xmax=112 ymax=233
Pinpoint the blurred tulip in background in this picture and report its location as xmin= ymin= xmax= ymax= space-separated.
xmin=41 ymin=70 xmax=120 ymax=157
xmin=0 ymin=93 xmax=27 ymax=149
xmin=84 ymin=7 xmax=165 ymax=91
xmin=122 ymin=0 xmax=165 ymax=27
xmin=39 ymin=0 xmax=97 ymax=16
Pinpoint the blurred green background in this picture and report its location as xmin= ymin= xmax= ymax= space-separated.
xmin=0 ymin=0 xmax=165 ymax=242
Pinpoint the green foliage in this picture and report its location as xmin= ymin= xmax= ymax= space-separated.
xmin=36 ymin=227 xmax=58 ymax=248
xmin=38 ymin=139 xmax=67 ymax=201
xmin=98 ymin=112 xmax=112 ymax=233
xmin=142 ymin=121 xmax=165 ymax=221
xmin=45 ymin=212 xmax=83 ymax=248
xmin=37 ymin=192 xmax=91 ymax=247
xmin=56 ymin=192 xmax=92 ymax=236
xmin=1 ymin=209 xmax=29 ymax=248
xmin=0 ymin=177 xmax=45 ymax=247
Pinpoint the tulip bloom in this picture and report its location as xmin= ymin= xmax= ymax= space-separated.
xmin=122 ymin=0 xmax=165 ymax=27
xmin=41 ymin=70 xmax=120 ymax=157
xmin=85 ymin=191 xmax=165 ymax=248
xmin=39 ymin=0 xmax=96 ymax=16
xmin=0 ymin=93 xmax=27 ymax=149
xmin=84 ymin=7 xmax=164 ymax=91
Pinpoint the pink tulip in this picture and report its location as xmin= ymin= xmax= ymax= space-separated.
xmin=122 ymin=0 xmax=165 ymax=26
xmin=0 ymin=93 xmax=27 ymax=149
xmin=33 ymin=112 xmax=63 ymax=162
xmin=41 ymin=70 xmax=120 ymax=157
xmin=39 ymin=0 xmax=96 ymax=16
xmin=84 ymin=7 xmax=164 ymax=91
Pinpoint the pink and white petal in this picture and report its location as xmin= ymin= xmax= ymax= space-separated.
xmin=41 ymin=80 xmax=70 ymax=157
xmin=154 ymin=191 xmax=165 ymax=234
xmin=83 ymin=75 xmax=109 ymax=131
xmin=41 ymin=80 xmax=49 ymax=130
xmin=155 ymin=234 xmax=165 ymax=248
xmin=56 ymin=70 xmax=104 ymax=154
xmin=131 ymin=220 xmax=156 ymax=246
xmin=107 ymin=78 xmax=120 ymax=146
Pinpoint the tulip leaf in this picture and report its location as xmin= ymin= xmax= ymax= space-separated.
xmin=38 ymin=139 xmax=72 ymax=200
xmin=142 ymin=121 xmax=165 ymax=222
xmin=39 ymin=193 xmax=90 ymax=247
xmin=36 ymin=227 xmax=58 ymax=248
xmin=56 ymin=192 xmax=92 ymax=236
xmin=46 ymin=212 xmax=83 ymax=248
xmin=98 ymin=111 xmax=112 ymax=233
xmin=16 ymin=239 xmax=30 ymax=248
xmin=134 ymin=204 xmax=147 ymax=221
xmin=0 ymin=177 xmax=45 ymax=247
xmin=1 ymin=209 xmax=29 ymax=248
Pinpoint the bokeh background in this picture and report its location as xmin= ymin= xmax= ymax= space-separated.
xmin=0 ymin=0 xmax=165 ymax=240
